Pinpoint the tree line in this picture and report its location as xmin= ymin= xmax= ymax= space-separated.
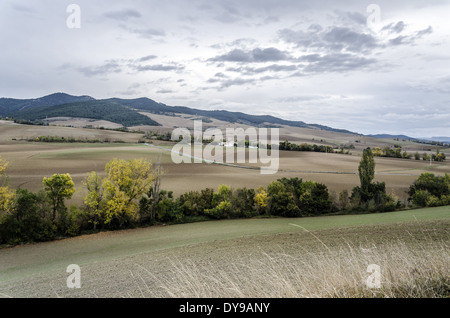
xmin=372 ymin=146 xmax=446 ymax=162
xmin=0 ymin=148 xmax=449 ymax=246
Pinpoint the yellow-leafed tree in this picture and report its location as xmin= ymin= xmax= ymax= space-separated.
xmin=0 ymin=157 xmax=15 ymax=214
xmin=103 ymin=158 xmax=154 ymax=227
xmin=255 ymin=186 xmax=269 ymax=214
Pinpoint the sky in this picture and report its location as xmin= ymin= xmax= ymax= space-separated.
xmin=0 ymin=0 xmax=449 ymax=138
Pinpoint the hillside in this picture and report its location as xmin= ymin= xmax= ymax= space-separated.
xmin=0 ymin=93 xmax=94 ymax=117
xmin=0 ymin=93 xmax=356 ymax=132
xmin=12 ymin=100 xmax=160 ymax=127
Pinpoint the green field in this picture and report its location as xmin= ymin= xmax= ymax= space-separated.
xmin=1 ymin=206 xmax=449 ymax=298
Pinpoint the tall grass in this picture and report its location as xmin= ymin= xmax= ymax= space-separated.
xmin=133 ymin=238 xmax=449 ymax=298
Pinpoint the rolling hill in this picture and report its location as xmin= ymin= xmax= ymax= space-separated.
xmin=1 ymin=93 xmax=354 ymax=132
xmin=0 ymin=93 xmax=94 ymax=117
xmin=11 ymin=100 xmax=160 ymax=127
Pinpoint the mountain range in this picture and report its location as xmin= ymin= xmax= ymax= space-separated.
xmin=0 ymin=93 xmax=448 ymax=143
xmin=0 ymin=93 xmax=355 ymax=134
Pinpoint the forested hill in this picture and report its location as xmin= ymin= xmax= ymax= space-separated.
xmin=0 ymin=93 xmax=94 ymax=116
xmin=1 ymin=93 xmax=354 ymax=133
xmin=12 ymin=100 xmax=160 ymax=127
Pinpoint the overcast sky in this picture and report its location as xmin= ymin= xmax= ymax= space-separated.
xmin=1 ymin=0 xmax=449 ymax=137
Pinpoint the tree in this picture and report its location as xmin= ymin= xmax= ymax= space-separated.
xmin=82 ymin=171 xmax=104 ymax=230
xmin=338 ymin=190 xmax=350 ymax=210
xmin=255 ymin=186 xmax=269 ymax=214
xmin=0 ymin=157 xmax=8 ymax=177
xmin=358 ymin=148 xmax=375 ymax=201
xmin=149 ymin=157 xmax=164 ymax=222
xmin=178 ymin=189 xmax=214 ymax=217
xmin=408 ymin=173 xmax=450 ymax=207
xmin=205 ymin=185 xmax=233 ymax=219
xmin=0 ymin=157 xmax=15 ymax=214
xmin=42 ymin=174 xmax=75 ymax=223
xmin=267 ymin=181 xmax=301 ymax=217
xmin=103 ymin=158 xmax=154 ymax=227
xmin=139 ymin=157 xmax=163 ymax=224
xmin=230 ymin=188 xmax=256 ymax=218
xmin=297 ymin=181 xmax=332 ymax=216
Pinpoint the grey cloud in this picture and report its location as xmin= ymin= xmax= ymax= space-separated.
xmin=278 ymin=28 xmax=319 ymax=48
xmin=210 ymin=48 xmax=291 ymax=63
xmin=278 ymin=95 xmax=333 ymax=103
xmin=323 ymin=27 xmax=378 ymax=53
xmin=279 ymin=23 xmax=379 ymax=54
xmin=300 ymin=53 xmax=377 ymax=73
xmin=11 ymin=4 xmax=35 ymax=14
xmin=227 ymin=64 xmax=298 ymax=75
xmin=138 ymin=55 xmax=158 ymax=62
xmin=416 ymin=26 xmax=433 ymax=37
xmin=156 ymin=89 xmax=174 ymax=94
xmin=104 ymin=9 xmax=142 ymax=21
xmin=335 ymin=10 xmax=367 ymax=26
xmin=382 ymin=21 xmax=406 ymax=34
xmin=131 ymin=28 xmax=166 ymax=38
xmin=279 ymin=18 xmax=434 ymax=56
xmin=77 ymin=62 xmax=122 ymax=77
xmin=388 ymin=26 xmax=433 ymax=46
xmin=389 ymin=35 xmax=411 ymax=46
xmin=120 ymin=25 xmax=166 ymax=38
xmin=308 ymin=24 xmax=323 ymax=33
xmin=134 ymin=64 xmax=184 ymax=72
xmin=218 ymin=77 xmax=256 ymax=89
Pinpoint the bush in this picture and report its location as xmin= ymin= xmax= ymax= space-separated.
xmin=408 ymin=173 xmax=450 ymax=207
xmin=155 ymin=194 xmax=183 ymax=224
xmin=229 ymin=188 xmax=256 ymax=218
xmin=205 ymin=201 xmax=232 ymax=219
xmin=411 ymin=190 xmax=431 ymax=207
xmin=297 ymin=181 xmax=332 ymax=216
xmin=179 ymin=189 xmax=214 ymax=217
xmin=426 ymin=195 xmax=441 ymax=207
xmin=267 ymin=181 xmax=302 ymax=217
xmin=0 ymin=189 xmax=56 ymax=244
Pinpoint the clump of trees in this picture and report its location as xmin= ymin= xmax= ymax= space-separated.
xmin=279 ymin=140 xmax=335 ymax=154
xmin=0 ymin=167 xmax=77 ymax=244
xmin=408 ymin=173 xmax=450 ymax=207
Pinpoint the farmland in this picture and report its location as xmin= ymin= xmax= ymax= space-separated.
xmin=0 ymin=120 xmax=449 ymax=205
xmin=0 ymin=206 xmax=448 ymax=298
xmin=0 ymin=120 xmax=449 ymax=298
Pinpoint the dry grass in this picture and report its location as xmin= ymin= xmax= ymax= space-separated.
xmin=0 ymin=218 xmax=448 ymax=298
xmin=133 ymin=237 xmax=449 ymax=298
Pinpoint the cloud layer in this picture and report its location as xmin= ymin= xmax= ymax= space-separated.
xmin=0 ymin=0 xmax=448 ymax=137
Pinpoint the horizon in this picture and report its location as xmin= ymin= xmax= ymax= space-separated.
xmin=1 ymin=91 xmax=449 ymax=140
xmin=1 ymin=1 xmax=449 ymax=138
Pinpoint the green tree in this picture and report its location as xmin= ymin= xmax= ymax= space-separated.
xmin=408 ymin=173 xmax=450 ymax=207
xmin=42 ymin=174 xmax=75 ymax=223
xmin=82 ymin=171 xmax=104 ymax=230
xmin=297 ymin=181 xmax=332 ymax=215
xmin=358 ymin=148 xmax=376 ymax=202
xmin=267 ymin=181 xmax=301 ymax=217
